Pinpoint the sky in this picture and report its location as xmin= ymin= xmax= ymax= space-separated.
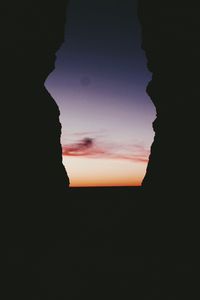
xmin=45 ymin=0 xmax=156 ymax=187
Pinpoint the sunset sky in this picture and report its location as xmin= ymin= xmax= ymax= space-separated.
xmin=45 ymin=0 xmax=155 ymax=187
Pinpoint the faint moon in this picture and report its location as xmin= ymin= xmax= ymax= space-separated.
xmin=80 ymin=76 xmax=91 ymax=87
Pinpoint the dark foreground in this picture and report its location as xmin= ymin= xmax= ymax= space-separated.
xmin=6 ymin=187 xmax=196 ymax=299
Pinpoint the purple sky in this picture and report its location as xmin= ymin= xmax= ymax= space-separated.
xmin=45 ymin=0 xmax=155 ymax=186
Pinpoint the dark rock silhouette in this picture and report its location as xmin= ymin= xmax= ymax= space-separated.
xmin=138 ymin=1 xmax=200 ymax=299
xmin=138 ymin=1 xmax=200 ymax=191
xmin=2 ymin=1 xmax=69 ymax=200
xmin=2 ymin=1 xmax=70 ymax=299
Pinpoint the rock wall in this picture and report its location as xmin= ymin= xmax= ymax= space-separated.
xmin=2 ymin=3 xmax=71 ymax=298
xmin=138 ymin=2 xmax=200 ymax=298
xmin=1 ymin=1 xmax=70 ymax=202
xmin=138 ymin=1 xmax=200 ymax=192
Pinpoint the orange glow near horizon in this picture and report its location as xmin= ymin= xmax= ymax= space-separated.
xmin=63 ymin=156 xmax=146 ymax=187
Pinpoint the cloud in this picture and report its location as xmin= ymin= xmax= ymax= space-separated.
xmin=62 ymin=138 xmax=106 ymax=156
xmin=62 ymin=137 xmax=149 ymax=163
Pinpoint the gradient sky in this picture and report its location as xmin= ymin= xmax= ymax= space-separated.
xmin=45 ymin=0 xmax=156 ymax=187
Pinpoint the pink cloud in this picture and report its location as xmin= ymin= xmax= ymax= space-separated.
xmin=62 ymin=137 xmax=149 ymax=163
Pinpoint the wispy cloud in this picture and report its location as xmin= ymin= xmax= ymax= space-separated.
xmin=62 ymin=137 xmax=149 ymax=163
